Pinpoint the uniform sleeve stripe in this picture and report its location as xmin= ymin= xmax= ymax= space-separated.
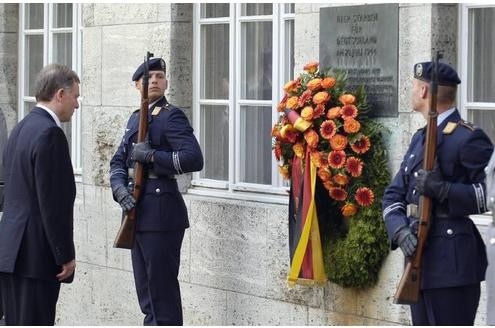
xmin=110 ymin=168 xmax=127 ymax=178
xmin=473 ymin=183 xmax=487 ymax=213
xmin=175 ymin=151 xmax=184 ymax=174
xmin=383 ymin=202 xmax=406 ymax=220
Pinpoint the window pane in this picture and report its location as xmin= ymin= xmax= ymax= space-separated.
xmin=61 ymin=122 xmax=72 ymax=153
xmin=240 ymin=21 xmax=272 ymax=100
xmin=284 ymin=4 xmax=295 ymax=14
xmin=201 ymin=24 xmax=229 ymax=99
xmin=200 ymin=3 xmax=229 ymax=18
xmin=53 ymin=3 xmax=73 ymax=28
xmin=241 ymin=4 xmax=272 ymax=16
xmin=53 ymin=33 xmax=72 ymax=67
xmin=468 ymin=8 xmax=495 ymax=102
xmin=469 ymin=110 xmax=495 ymax=143
xmin=25 ymin=4 xmax=44 ymax=29
xmin=25 ymin=35 xmax=44 ymax=96
xmin=240 ymin=106 xmax=271 ymax=184
xmin=284 ymin=19 xmax=295 ymax=82
xmin=200 ymin=105 xmax=229 ymax=180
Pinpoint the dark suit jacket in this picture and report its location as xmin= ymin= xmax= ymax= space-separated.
xmin=0 ymin=107 xmax=76 ymax=283
xmin=382 ymin=109 xmax=493 ymax=289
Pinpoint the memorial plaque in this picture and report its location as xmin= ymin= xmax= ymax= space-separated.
xmin=320 ymin=4 xmax=399 ymax=117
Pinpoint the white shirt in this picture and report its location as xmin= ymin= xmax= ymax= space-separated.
xmin=36 ymin=103 xmax=61 ymax=128
xmin=437 ymin=107 xmax=456 ymax=127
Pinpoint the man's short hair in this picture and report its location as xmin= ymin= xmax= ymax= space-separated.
xmin=34 ymin=64 xmax=80 ymax=102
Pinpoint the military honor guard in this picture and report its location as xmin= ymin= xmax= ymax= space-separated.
xmin=109 ymin=57 xmax=203 ymax=325
xmin=382 ymin=61 xmax=493 ymax=325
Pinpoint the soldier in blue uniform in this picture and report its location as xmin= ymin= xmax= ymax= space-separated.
xmin=109 ymin=57 xmax=203 ymax=325
xmin=382 ymin=61 xmax=493 ymax=325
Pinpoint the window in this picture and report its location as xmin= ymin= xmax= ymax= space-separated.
xmin=19 ymin=3 xmax=83 ymax=170
xmin=460 ymin=4 xmax=495 ymax=143
xmin=193 ymin=3 xmax=294 ymax=200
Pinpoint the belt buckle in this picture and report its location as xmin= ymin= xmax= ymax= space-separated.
xmin=407 ymin=204 xmax=418 ymax=218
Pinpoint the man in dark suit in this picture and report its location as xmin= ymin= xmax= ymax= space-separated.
xmin=0 ymin=109 xmax=6 ymax=322
xmin=382 ymin=61 xmax=493 ymax=325
xmin=0 ymin=64 xmax=79 ymax=325
xmin=110 ymin=57 xmax=203 ymax=325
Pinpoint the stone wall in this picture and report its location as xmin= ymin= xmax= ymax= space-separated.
xmin=52 ymin=3 xmax=489 ymax=326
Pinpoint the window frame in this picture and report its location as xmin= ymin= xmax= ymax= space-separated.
xmin=18 ymin=3 xmax=83 ymax=172
xmin=459 ymin=3 xmax=495 ymax=226
xmin=192 ymin=4 xmax=294 ymax=203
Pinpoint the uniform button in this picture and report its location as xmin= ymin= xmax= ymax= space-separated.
xmin=155 ymin=188 xmax=161 ymax=193
xmin=491 ymin=197 xmax=495 ymax=203
xmin=413 ymin=190 xmax=417 ymax=195
xmin=446 ymin=229 xmax=453 ymax=235
xmin=490 ymin=238 xmax=495 ymax=245
xmin=404 ymin=166 xmax=408 ymax=172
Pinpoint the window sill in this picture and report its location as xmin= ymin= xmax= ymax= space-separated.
xmin=187 ymin=186 xmax=289 ymax=205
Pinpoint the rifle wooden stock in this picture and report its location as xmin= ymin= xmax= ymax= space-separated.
xmin=394 ymin=51 xmax=442 ymax=304
xmin=114 ymin=51 xmax=153 ymax=249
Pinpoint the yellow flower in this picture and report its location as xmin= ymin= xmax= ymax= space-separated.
xmin=278 ymin=165 xmax=290 ymax=179
xmin=313 ymin=91 xmax=330 ymax=105
xmin=306 ymin=78 xmax=322 ymax=91
xmin=304 ymin=129 xmax=319 ymax=149
xmin=339 ymin=94 xmax=356 ymax=105
xmin=342 ymin=203 xmax=358 ymax=217
xmin=301 ymin=106 xmax=314 ymax=121
xmin=321 ymin=77 xmax=336 ymax=89
xmin=303 ymin=61 xmax=319 ymax=74
xmin=343 ymin=117 xmax=361 ymax=133
xmin=292 ymin=142 xmax=305 ymax=158
xmin=286 ymin=96 xmax=299 ymax=110
xmin=283 ymin=80 xmax=298 ymax=93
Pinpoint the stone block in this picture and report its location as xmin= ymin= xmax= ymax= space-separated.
xmin=0 ymin=4 xmax=19 ymax=33
xmin=181 ymin=282 xmax=227 ymax=325
xmin=294 ymin=13 xmax=319 ymax=74
xmin=324 ymin=282 xmax=358 ymax=314
xmin=226 ymin=291 xmax=308 ymax=325
xmin=0 ymin=102 xmax=17 ymax=134
xmin=189 ymin=198 xmax=269 ymax=296
xmin=89 ymin=4 xmax=158 ymax=26
xmin=0 ymin=33 xmax=18 ymax=104
xmin=157 ymin=3 xmax=193 ymax=22
xmin=308 ymin=306 xmax=328 ymax=325
xmin=81 ymin=27 xmax=102 ymax=106
xmin=179 ymin=220 xmax=191 ymax=283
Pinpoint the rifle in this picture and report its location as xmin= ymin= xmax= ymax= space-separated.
xmin=393 ymin=51 xmax=443 ymax=304
xmin=114 ymin=51 xmax=154 ymax=249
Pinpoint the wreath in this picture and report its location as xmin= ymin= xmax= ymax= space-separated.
xmin=272 ymin=62 xmax=390 ymax=288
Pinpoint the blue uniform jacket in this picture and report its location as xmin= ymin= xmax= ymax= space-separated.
xmin=109 ymin=96 xmax=203 ymax=231
xmin=382 ymin=109 xmax=493 ymax=289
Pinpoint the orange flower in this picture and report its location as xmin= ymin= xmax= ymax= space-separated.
xmin=286 ymin=96 xmax=299 ymax=110
xmin=278 ymin=165 xmax=290 ymax=179
xmin=341 ymin=203 xmax=358 ymax=217
xmin=306 ymin=78 xmax=322 ymax=91
xmin=345 ymin=157 xmax=363 ymax=177
xmin=298 ymin=89 xmax=312 ymax=107
xmin=321 ymin=77 xmax=336 ymax=89
xmin=283 ymin=80 xmax=298 ymax=93
xmin=342 ymin=104 xmax=358 ymax=119
xmin=304 ymin=129 xmax=319 ymax=149
xmin=303 ymin=61 xmax=319 ymax=74
xmin=313 ymin=104 xmax=325 ymax=119
xmin=274 ymin=144 xmax=282 ymax=161
xmin=355 ymin=187 xmax=374 ymax=206
xmin=318 ymin=167 xmax=332 ymax=182
xmin=271 ymin=125 xmax=281 ymax=138
xmin=343 ymin=117 xmax=361 ymax=133
xmin=330 ymin=134 xmax=348 ymax=151
xmin=333 ymin=173 xmax=349 ymax=186
xmin=323 ymin=181 xmax=333 ymax=191
xmin=327 ymin=106 xmax=342 ymax=119
xmin=351 ymin=135 xmax=371 ymax=154
xmin=277 ymin=94 xmax=288 ymax=112
xmin=328 ymin=150 xmax=346 ymax=169
xmin=310 ymin=151 xmax=323 ymax=168
xmin=301 ymin=106 xmax=314 ymax=121
xmin=339 ymin=94 xmax=356 ymax=105
xmin=320 ymin=120 xmax=337 ymax=140
xmin=292 ymin=142 xmax=304 ymax=158
xmin=329 ymin=187 xmax=347 ymax=201
xmin=313 ymin=91 xmax=330 ymax=105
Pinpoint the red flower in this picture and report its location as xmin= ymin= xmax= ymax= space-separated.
xmin=328 ymin=150 xmax=346 ymax=169
xmin=318 ymin=167 xmax=332 ymax=182
xmin=355 ymin=187 xmax=374 ymax=206
xmin=274 ymin=144 xmax=282 ymax=161
xmin=320 ymin=120 xmax=337 ymax=140
xmin=277 ymin=94 xmax=288 ymax=112
xmin=351 ymin=135 xmax=371 ymax=154
xmin=322 ymin=181 xmax=334 ymax=191
xmin=345 ymin=157 xmax=363 ymax=177
xmin=313 ymin=104 xmax=325 ymax=119
xmin=283 ymin=80 xmax=299 ymax=93
xmin=329 ymin=187 xmax=347 ymax=201
xmin=341 ymin=104 xmax=358 ymax=119
xmin=341 ymin=203 xmax=358 ymax=217
xmin=298 ymin=90 xmax=312 ymax=107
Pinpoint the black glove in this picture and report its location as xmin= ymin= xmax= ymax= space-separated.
xmin=415 ymin=167 xmax=451 ymax=202
xmin=112 ymin=185 xmax=135 ymax=212
xmin=131 ymin=142 xmax=156 ymax=164
xmin=393 ymin=226 xmax=418 ymax=258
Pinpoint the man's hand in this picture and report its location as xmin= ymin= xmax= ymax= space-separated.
xmin=415 ymin=166 xmax=451 ymax=202
xmin=57 ymin=259 xmax=76 ymax=281
xmin=112 ymin=185 xmax=135 ymax=212
xmin=131 ymin=142 xmax=156 ymax=164
xmin=393 ymin=226 xmax=418 ymax=258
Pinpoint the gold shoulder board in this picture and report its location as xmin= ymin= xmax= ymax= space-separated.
xmin=442 ymin=122 xmax=458 ymax=134
xmin=151 ymin=106 xmax=162 ymax=116
xmin=459 ymin=120 xmax=475 ymax=131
